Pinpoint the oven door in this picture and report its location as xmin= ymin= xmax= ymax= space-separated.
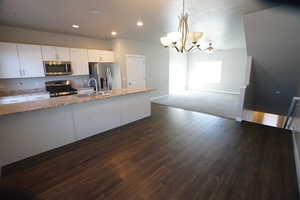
xmin=44 ymin=61 xmax=72 ymax=76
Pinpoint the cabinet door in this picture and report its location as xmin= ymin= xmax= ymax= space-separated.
xmin=18 ymin=44 xmax=45 ymax=78
xmin=88 ymin=49 xmax=101 ymax=62
xmin=0 ymin=42 xmax=21 ymax=79
xmin=70 ymin=48 xmax=89 ymax=76
xmin=100 ymin=50 xmax=114 ymax=63
xmin=56 ymin=47 xmax=70 ymax=61
xmin=41 ymin=46 xmax=56 ymax=61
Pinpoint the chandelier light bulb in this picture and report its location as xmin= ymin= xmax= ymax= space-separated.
xmin=160 ymin=36 xmax=171 ymax=47
xmin=167 ymin=32 xmax=179 ymax=44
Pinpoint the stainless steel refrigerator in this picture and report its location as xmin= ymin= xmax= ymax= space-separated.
xmin=88 ymin=63 xmax=120 ymax=91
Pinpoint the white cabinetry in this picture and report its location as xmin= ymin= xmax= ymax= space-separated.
xmin=0 ymin=42 xmax=21 ymax=79
xmin=56 ymin=47 xmax=70 ymax=61
xmin=70 ymin=48 xmax=89 ymax=76
xmin=100 ymin=50 xmax=114 ymax=62
xmin=41 ymin=46 xmax=70 ymax=61
xmin=0 ymin=42 xmax=44 ymax=79
xmin=17 ymin=44 xmax=45 ymax=78
xmin=88 ymin=49 xmax=114 ymax=63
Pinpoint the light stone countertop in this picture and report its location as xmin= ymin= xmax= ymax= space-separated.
xmin=0 ymin=88 xmax=154 ymax=117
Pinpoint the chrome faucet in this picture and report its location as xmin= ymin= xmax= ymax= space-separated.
xmin=88 ymin=78 xmax=98 ymax=92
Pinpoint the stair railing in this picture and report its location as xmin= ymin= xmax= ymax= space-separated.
xmin=284 ymin=97 xmax=300 ymax=129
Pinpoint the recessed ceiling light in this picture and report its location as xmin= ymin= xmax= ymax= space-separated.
xmin=111 ymin=31 xmax=117 ymax=36
xmin=72 ymin=24 xmax=80 ymax=29
xmin=137 ymin=21 xmax=144 ymax=27
xmin=89 ymin=9 xmax=103 ymax=15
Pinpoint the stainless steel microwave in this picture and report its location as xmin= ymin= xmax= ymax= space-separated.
xmin=44 ymin=61 xmax=72 ymax=76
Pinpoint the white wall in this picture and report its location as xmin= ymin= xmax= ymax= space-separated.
xmin=112 ymin=39 xmax=169 ymax=98
xmin=187 ymin=48 xmax=248 ymax=94
xmin=244 ymin=6 xmax=300 ymax=115
xmin=169 ymin=49 xmax=188 ymax=94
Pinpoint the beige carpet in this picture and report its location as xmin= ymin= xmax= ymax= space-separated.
xmin=152 ymin=91 xmax=240 ymax=119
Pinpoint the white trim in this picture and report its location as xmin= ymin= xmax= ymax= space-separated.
xmin=292 ymin=130 xmax=300 ymax=194
xmin=189 ymin=89 xmax=240 ymax=95
xmin=235 ymin=117 xmax=242 ymax=122
xmin=151 ymin=95 xmax=168 ymax=101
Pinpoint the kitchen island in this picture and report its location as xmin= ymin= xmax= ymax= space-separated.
xmin=0 ymin=88 xmax=154 ymax=174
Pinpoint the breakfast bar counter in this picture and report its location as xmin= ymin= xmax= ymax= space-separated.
xmin=0 ymin=88 xmax=154 ymax=116
xmin=0 ymin=88 xmax=154 ymax=173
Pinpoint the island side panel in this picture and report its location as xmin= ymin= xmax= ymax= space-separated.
xmin=120 ymin=92 xmax=151 ymax=126
xmin=0 ymin=105 xmax=76 ymax=169
xmin=72 ymin=96 xmax=122 ymax=141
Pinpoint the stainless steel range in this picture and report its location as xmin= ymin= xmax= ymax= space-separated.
xmin=45 ymin=80 xmax=77 ymax=98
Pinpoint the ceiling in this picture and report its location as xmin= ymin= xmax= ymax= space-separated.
xmin=0 ymin=0 xmax=274 ymax=49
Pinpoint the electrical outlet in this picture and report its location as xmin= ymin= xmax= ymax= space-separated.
xmin=17 ymin=81 xmax=23 ymax=86
xmin=275 ymin=90 xmax=281 ymax=95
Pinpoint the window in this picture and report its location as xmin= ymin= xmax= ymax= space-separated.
xmin=189 ymin=61 xmax=222 ymax=90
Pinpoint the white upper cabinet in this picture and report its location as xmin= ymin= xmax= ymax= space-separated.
xmin=100 ymin=50 xmax=115 ymax=63
xmin=41 ymin=46 xmax=56 ymax=61
xmin=70 ymin=48 xmax=89 ymax=76
xmin=56 ymin=47 xmax=70 ymax=61
xmin=88 ymin=49 xmax=114 ymax=63
xmin=17 ymin=44 xmax=45 ymax=78
xmin=87 ymin=49 xmax=101 ymax=62
xmin=0 ymin=42 xmax=21 ymax=79
xmin=41 ymin=46 xmax=70 ymax=61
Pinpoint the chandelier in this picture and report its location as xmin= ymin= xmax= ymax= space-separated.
xmin=160 ymin=0 xmax=214 ymax=54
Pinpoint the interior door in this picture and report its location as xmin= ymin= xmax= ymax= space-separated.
xmin=126 ymin=55 xmax=146 ymax=89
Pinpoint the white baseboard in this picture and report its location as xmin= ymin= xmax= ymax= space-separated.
xmin=292 ymin=131 xmax=300 ymax=194
xmin=190 ymin=89 xmax=240 ymax=95
xmin=151 ymin=95 xmax=168 ymax=101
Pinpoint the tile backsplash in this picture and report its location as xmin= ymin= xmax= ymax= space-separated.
xmin=0 ymin=75 xmax=89 ymax=92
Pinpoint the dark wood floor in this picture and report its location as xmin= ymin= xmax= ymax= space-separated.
xmin=0 ymin=104 xmax=299 ymax=200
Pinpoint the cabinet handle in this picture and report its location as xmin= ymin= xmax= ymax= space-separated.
xmin=19 ymin=69 xmax=22 ymax=76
